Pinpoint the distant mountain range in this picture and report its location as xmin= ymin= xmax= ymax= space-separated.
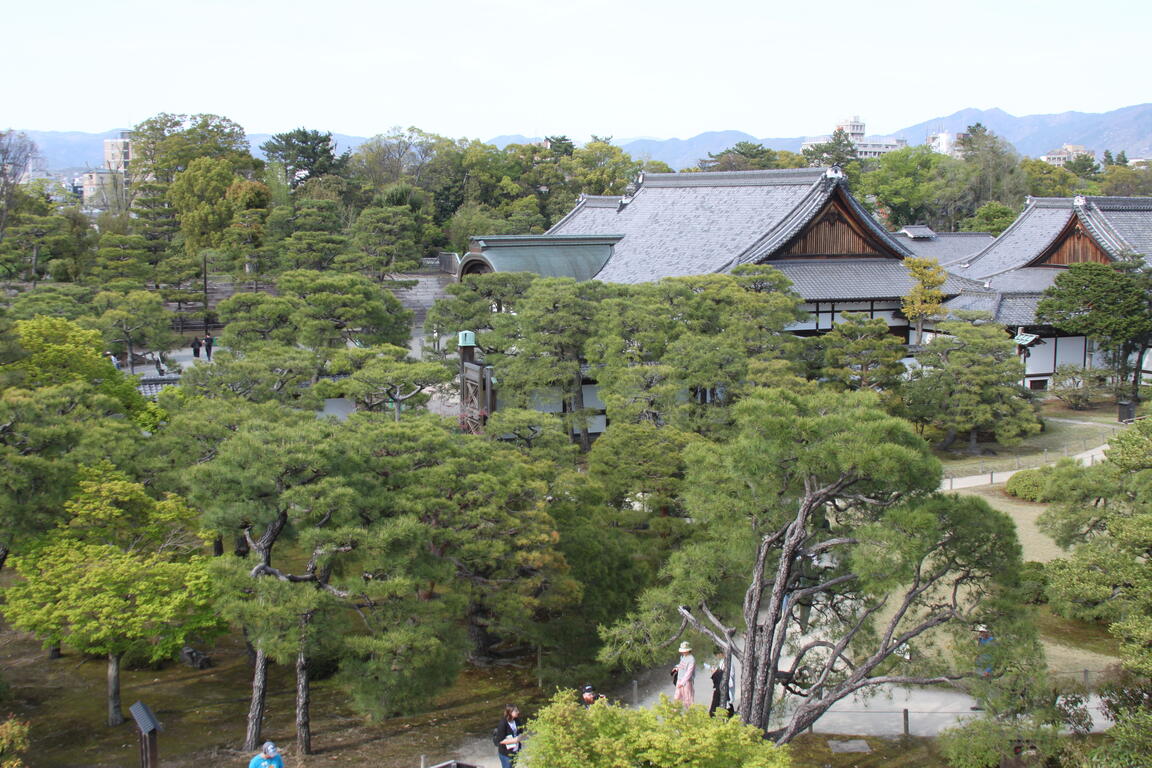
xmin=16 ymin=105 xmax=1152 ymax=173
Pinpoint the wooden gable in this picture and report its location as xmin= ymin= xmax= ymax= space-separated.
xmin=772 ymin=192 xmax=901 ymax=260
xmin=1028 ymin=214 xmax=1111 ymax=267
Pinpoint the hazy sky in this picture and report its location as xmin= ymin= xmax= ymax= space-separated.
xmin=10 ymin=0 xmax=1150 ymax=142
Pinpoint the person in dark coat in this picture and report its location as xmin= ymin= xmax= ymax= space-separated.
xmin=494 ymin=704 xmax=523 ymax=768
xmin=203 ymin=333 xmax=214 ymax=361
xmin=190 ymin=336 xmax=202 ymax=359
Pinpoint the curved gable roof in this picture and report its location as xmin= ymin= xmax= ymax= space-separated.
xmin=547 ymin=168 xmax=914 ymax=284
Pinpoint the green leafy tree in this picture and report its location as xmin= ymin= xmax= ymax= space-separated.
xmin=698 ymin=141 xmax=805 ymax=172
xmin=1100 ymin=164 xmax=1152 ymax=197
xmin=3 ymin=466 xmax=220 ymax=726
xmin=1064 ymin=153 xmax=1100 ymax=179
xmin=167 ymin=156 xmax=238 ymax=256
xmin=960 ymin=201 xmax=1018 ymax=236
xmin=0 ymin=131 xmax=35 ymax=245
xmin=1021 ymin=157 xmax=1081 ymax=197
xmin=275 ymin=269 xmax=412 ymax=350
xmin=216 ymin=291 xmax=302 ymax=350
xmin=955 ymin=124 xmax=1028 ymax=211
xmin=179 ymin=346 xmax=321 ymax=406
xmin=1037 ymin=262 xmax=1152 ymax=401
xmin=493 ymin=278 xmax=618 ymax=451
xmin=343 ymin=204 xmax=423 ymax=280
xmin=260 ymin=128 xmax=350 ymax=188
xmin=89 ymin=233 xmax=151 ymax=285
xmin=0 ymin=383 xmax=139 ymax=569
xmin=1037 ymin=420 xmax=1152 ymax=762
xmin=902 ymin=314 xmax=1040 ymax=452
xmin=12 ymin=316 xmax=149 ymax=420
xmin=819 ymin=313 xmax=906 ymax=392
xmin=561 ymin=139 xmax=642 ymax=195
xmin=901 ymin=256 xmax=947 ymax=346
xmin=325 ymin=345 xmax=451 ymax=420
xmin=521 ymin=692 xmax=790 ymax=768
xmin=600 ymin=386 xmax=1024 ymax=740
xmin=0 ymin=716 xmax=29 ymax=768
xmin=87 ymin=289 xmax=179 ymax=373
xmin=802 ymin=127 xmax=858 ymax=167
xmin=860 ymin=145 xmax=948 ymax=228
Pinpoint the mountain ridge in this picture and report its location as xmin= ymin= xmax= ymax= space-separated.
xmin=14 ymin=104 xmax=1151 ymax=172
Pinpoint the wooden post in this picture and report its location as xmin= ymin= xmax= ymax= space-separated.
xmin=139 ymin=731 xmax=158 ymax=768
xmin=632 ymin=679 xmax=639 ymax=708
xmin=903 ymin=708 xmax=910 ymax=737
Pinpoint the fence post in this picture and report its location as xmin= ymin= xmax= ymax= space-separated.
xmin=990 ymin=471 xmax=995 ymax=485
xmin=420 ymin=756 xmax=426 ymax=768
xmin=949 ymin=476 xmax=954 ymax=490
xmin=1015 ymin=455 xmax=1020 ymax=469
xmin=1083 ymin=669 xmax=1090 ymax=688
xmin=632 ymin=679 xmax=639 ymax=708
xmin=1044 ymin=448 xmax=1049 ymax=463
xmin=903 ymin=708 xmax=910 ymax=737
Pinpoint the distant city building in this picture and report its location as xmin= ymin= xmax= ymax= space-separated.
xmin=19 ymin=153 xmax=52 ymax=184
xmin=801 ymin=116 xmax=908 ymax=159
xmin=82 ymin=168 xmax=124 ymax=208
xmin=1041 ymin=144 xmax=1095 ymax=167
xmin=925 ymin=130 xmax=968 ymax=158
xmin=103 ymin=131 xmax=132 ymax=173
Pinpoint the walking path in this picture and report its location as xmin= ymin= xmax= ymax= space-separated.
xmin=941 ymin=442 xmax=1111 ymax=491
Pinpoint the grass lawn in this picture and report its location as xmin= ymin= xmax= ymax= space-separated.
xmin=936 ymin=401 xmax=1124 ymax=478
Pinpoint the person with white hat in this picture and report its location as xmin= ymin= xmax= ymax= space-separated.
xmin=671 ymin=641 xmax=696 ymax=707
xmin=248 ymin=741 xmax=284 ymax=768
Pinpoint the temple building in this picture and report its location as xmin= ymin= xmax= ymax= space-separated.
xmin=944 ymin=195 xmax=1152 ymax=389
xmin=461 ymin=168 xmax=979 ymax=338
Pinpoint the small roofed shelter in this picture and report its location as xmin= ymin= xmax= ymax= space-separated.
xmin=458 ymin=234 xmax=621 ymax=281
xmin=945 ymin=195 xmax=1152 ymax=389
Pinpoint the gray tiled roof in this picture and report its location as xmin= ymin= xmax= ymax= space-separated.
xmin=954 ymin=196 xmax=1152 ymax=281
xmin=983 ymin=267 xmax=1061 ymax=293
xmin=549 ymin=169 xmax=828 ymax=283
xmin=900 ymin=225 xmax=938 ymax=239
xmin=953 ymin=200 xmax=1073 ymax=279
xmin=893 ymin=232 xmax=995 ymax=266
xmin=136 ymin=374 xmax=181 ymax=399
xmin=1078 ymin=197 xmax=1152 ymax=256
xmin=772 ymin=259 xmax=983 ymax=301
xmin=942 ymin=291 xmax=1044 ymax=326
xmin=547 ymin=168 xmax=921 ymax=284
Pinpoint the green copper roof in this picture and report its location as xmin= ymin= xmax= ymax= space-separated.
xmin=460 ymin=235 xmax=622 ymax=281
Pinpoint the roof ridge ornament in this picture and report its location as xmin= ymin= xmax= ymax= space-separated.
xmin=1073 ymin=195 xmax=1087 ymax=208
xmin=825 ymin=165 xmax=844 ymax=180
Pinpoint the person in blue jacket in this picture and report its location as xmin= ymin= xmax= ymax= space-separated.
xmin=248 ymin=741 xmax=284 ymax=768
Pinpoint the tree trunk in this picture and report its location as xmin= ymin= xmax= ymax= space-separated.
xmin=48 ymin=643 xmax=62 ymax=659
xmin=107 ymin=651 xmax=125 ymax=726
xmin=466 ymin=601 xmax=494 ymax=661
xmin=935 ymin=428 xmax=958 ymax=451
xmin=126 ymin=338 xmax=136 ymax=374
xmin=572 ymin=369 xmax=591 ymax=453
xmin=0 ymin=544 xmax=8 ymax=571
xmin=296 ymin=631 xmax=312 ymax=755
xmin=243 ymin=648 xmax=268 ymax=751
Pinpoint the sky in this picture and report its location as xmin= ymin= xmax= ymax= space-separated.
xmin=8 ymin=0 xmax=1151 ymax=143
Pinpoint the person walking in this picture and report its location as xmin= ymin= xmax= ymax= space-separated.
xmin=203 ymin=333 xmax=214 ymax=361
xmin=493 ymin=705 xmax=523 ymax=768
xmin=104 ymin=351 xmax=121 ymax=370
xmin=190 ymin=336 xmax=202 ymax=359
xmin=672 ymin=641 xmax=696 ymax=707
xmin=247 ymin=741 xmax=283 ymax=768
xmin=705 ymin=649 xmax=734 ymax=716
